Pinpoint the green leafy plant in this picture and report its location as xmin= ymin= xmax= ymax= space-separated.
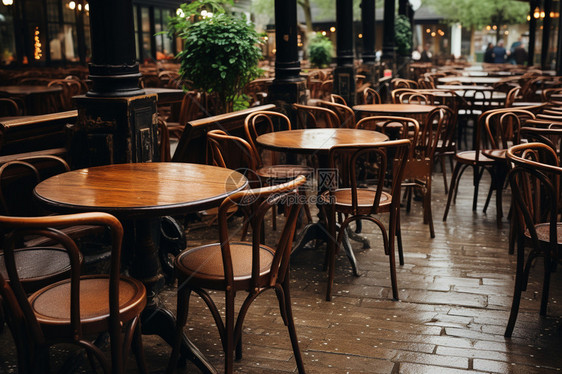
xmin=395 ymin=15 xmax=412 ymax=56
xmin=168 ymin=1 xmax=263 ymax=113
xmin=308 ymin=33 xmax=333 ymax=68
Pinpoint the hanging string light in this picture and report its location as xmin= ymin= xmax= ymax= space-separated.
xmin=34 ymin=27 xmax=42 ymax=60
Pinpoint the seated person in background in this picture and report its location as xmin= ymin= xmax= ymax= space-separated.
xmin=420 ymin=43 xmax=432 ymax=62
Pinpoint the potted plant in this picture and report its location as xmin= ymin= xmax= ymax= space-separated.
xmin=168 ymin=0 xmax=263 ymax=113
xmin=308 ymin=33 xmax=333 ymax=68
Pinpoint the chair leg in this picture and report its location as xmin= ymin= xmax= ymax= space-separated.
xmin=441 ymin=156 xmax=449 ymax=194
xmin=325 ymin=205 xmax=338 ymax=301
xmin=132 ymin=320 xmax=149 ymax=374
xmin=166 ymin=287 xmax=191 ymax=374
xmin=224 ymin=291 xmax=236 ymax=374
xmin=443 ymin=161 xmax=463 ymax=222
xmin=505 ymin=237 xmax=526 ymax=337
xmin=388 ymin=210 xmax=399 ymax=301
xmin=424 ymin=182 xmax=435 ymax=238
xmin=396 ymin=210 xmax=404 ymax=266
xmin=280 ymin=275 xmax=306 ymax=374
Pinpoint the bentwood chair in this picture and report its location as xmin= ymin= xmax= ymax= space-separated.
xmin=244 ymin=111 xmax=314 ymax=225
xmin=443 ymin=108 xmax=534 ymax=224
xmin=166 ymin=177 xmax=307 ymax=374
xmin=355 ymin=115 xmax=420 ymax=263
xmin=0 ymin=156 xmax=106 ymax=293
xmin=318 ymin=100 xmax=356 ymax=128
xmin=294 ymin=103 xmax=340 ymax=129
xmin=0 ymin=212 xmax=148 ymax=374
xmin=362 ymin=87 xmax=382 ymax=105
xmin=504 ymin=142 xmax=562 ymax=337
xmin=323 ymin=140 xmax=411 ymax=301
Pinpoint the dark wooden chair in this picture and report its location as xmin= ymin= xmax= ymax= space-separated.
xmin=323 ymin=140 xmax=411 ymax=301
xmin=504 ymin=142 xmax=562 ymax=337
xmin=0 ymin=98 xmax=21 ymax=117
xmin=0 ymin=156 xmax=106 ymax=293
xmin=443 ymin=108 xmax=534 ymax=225
xmin=318 ymin=100 xmax=356 ymax=128
xmin=362 ymin=87 xmax=382 ymax=105
xmin=293 ymin=103 xmax=340 ymax=129
xmin=0 ymin=212 xmax=148 ymax=373
xmin=166 ymin=177 xmax=307 ymax=374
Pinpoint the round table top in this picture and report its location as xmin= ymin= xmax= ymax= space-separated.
xmin=436 ymin=84 xmax=494 ymax=91
xmin=0 ymin=85 xmax=63 ymax=95
xmin=353 ymin=103 xmax=437 ymax=114
xmin=256 ymin=128 xmax=388 ymax=154
xmin=437 ymin=76 xmax=503 ymax=85
xmin=34 ymin=163 xmax=248 ymax=217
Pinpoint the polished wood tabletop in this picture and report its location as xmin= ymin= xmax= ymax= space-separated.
xmin=34 ymin=162 xmax=248 ymax=217
xmin=353 ymin=103 xmax=437 ymax=114
xmin=436 ymin=84 xmax=494 ymax=91
xmin=256 ymin=128 xmax=388 ymax=154
xmin=437 ymin=76 xmax=503 ymax=85
xmin=0 ymin=85 xmax=63 ymax=95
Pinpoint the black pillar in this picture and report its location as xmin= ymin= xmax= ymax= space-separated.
xmin=333 ymin=0 xmax=357 ymax=106
xmin=273 ymin=0 xmax=301 ymax=82
xmin=87 ymin=0 xmax=144 ymax=97
xmin=541 ymin=0 xmax=553 ymax=70
xmin=360 ymin=0 xmax=379 ymax=89
xmin=361 ymin=0 xmax=376 ymax=64
xmin=529 ymin=0 xmax=538 ymax=66
xmin=382 ymin=0 xmax=396 ymax=64
xmin=68 ymin=0 xmax=158 ymax=168
xmin=268 ymin=0 xmax=306 ymax=110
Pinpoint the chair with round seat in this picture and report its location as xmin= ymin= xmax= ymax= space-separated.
xmin=166 ymin=177 xmax=307 ymax=374
xmin=0 ymin=212 xmax=148 ymax=374
xmin=504 ymin=142 xmax=562 ymax=337
xmin=244 ymin=111 xmax=314 ymax=224
xmin=323 ymin=140 xmax=412 ymax=301
xmin=443 ymin=108 xmax=535 ymax=225
xmin=0 ymin=156 xmax=103 ymax=294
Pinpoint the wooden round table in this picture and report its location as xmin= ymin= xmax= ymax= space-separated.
xmin=437 ymin=76 xmax=503 ymax=85
xmin=353 ymin=103 xmax=436 ymax=116
xmin=256 ymin=128 xmax=388 ymax=155
xmin=256 ymin=128 xmax=388 ymax=276
xmin=34 ymin=162 xmax=248 ymax=373
xmin=35 ymin=162 xmax=247 ymax=217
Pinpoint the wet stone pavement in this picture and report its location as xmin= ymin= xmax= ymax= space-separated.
xmin=2 ymin=167 xmax=562 ymax=373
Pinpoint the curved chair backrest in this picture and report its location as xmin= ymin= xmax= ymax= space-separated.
xmin=244 ymin=110 xmax=292 ymax=167
xmin=330 ymin=93 xmax=347 ymax=106
xmin=520 ymin=126 xmax=562 ymax=162
xmin=318 ymin=100 xmax=356 ymax=128
xmin=0 ymin=212 xmax=126 ymax=373
xmin=363 ymin=87 xmax=382 ymax=104
xmin=356 ymin=115 xmax=420 ymax=155
xmin=482 ymin=109 xmax=535 ymax=151
xmin=0 ymin=98 xmax=21 ymax=117
xmin=293 ymin=103 xmax=340 ymax=129
xmin=506 ymin=142 xmax=561 ymax=257
xmin=398 ymin=92 xmax=433 ymax=105
xmin=217 ymin=176 xmax=306 ymax=287
xmin=206 ymin=129 xmax=258 ymax=175
xmin=505 ymin=86 xmax=521 ymax=107
xmin=328 ymin=139 xmax=411 ymax=215
xmin=0 ymin=156 xmax=70 ymax=217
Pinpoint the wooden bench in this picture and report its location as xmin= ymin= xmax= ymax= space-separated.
xmin=0 ymin=110 xmax=77 ymax=156
xmin=172 ymin=104 xmax=276 ymax=164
